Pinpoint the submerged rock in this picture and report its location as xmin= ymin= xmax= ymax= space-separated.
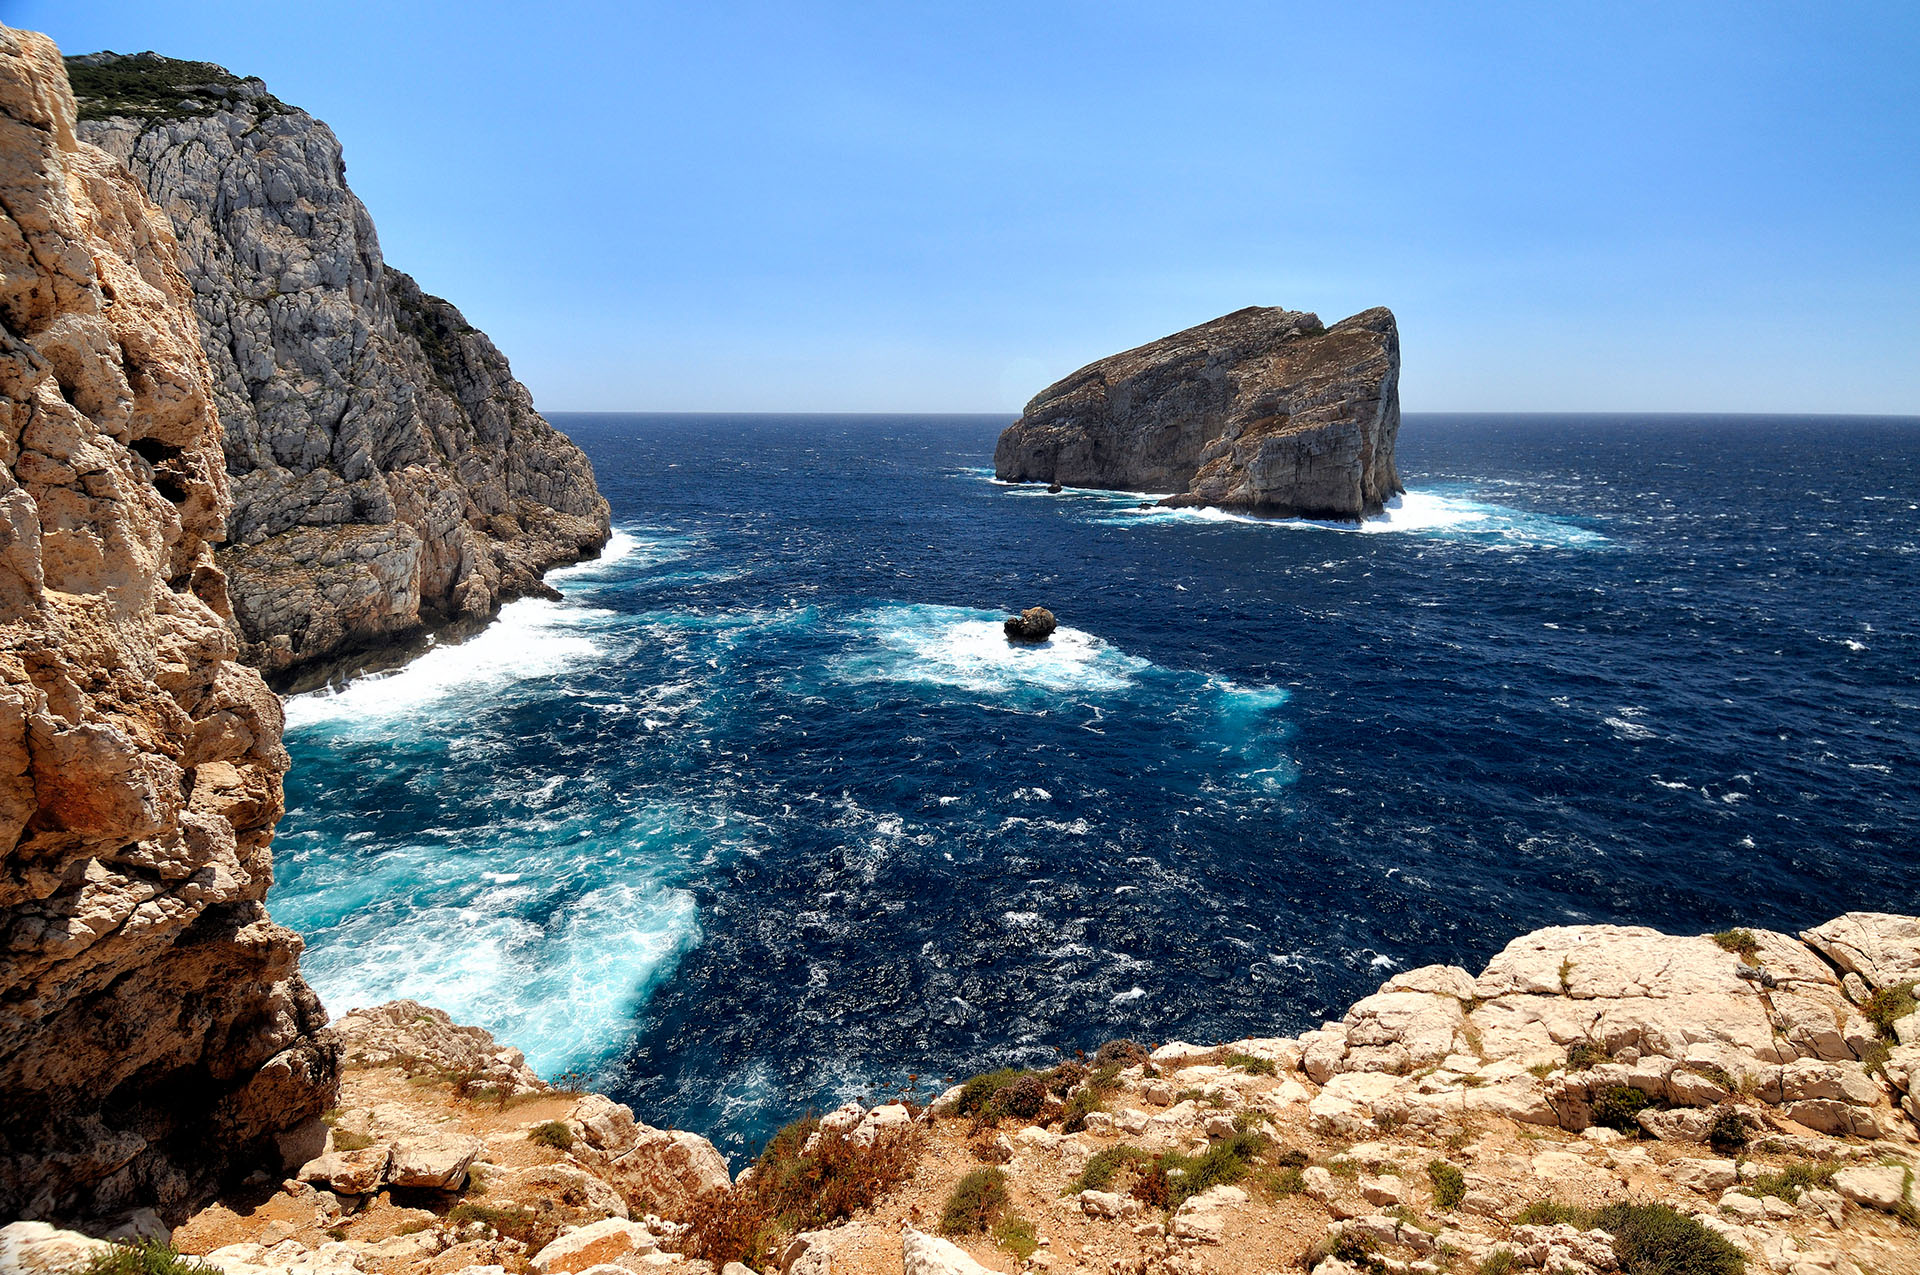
xmin=994 ymin=305 xmax=1401 ymax=519
xmin=1004 ymin=606 xmax=1058 ymax=642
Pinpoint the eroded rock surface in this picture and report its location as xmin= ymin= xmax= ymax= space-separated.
xmin=0 ymin=26 xmax=334 ymax=1223
xmin=68 ymin=52 xmax=610 ymax=690
xmin=993 ymin=305 xmax=1401 ymax=519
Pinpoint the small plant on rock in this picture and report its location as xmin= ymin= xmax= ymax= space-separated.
xmin=1427 ymin=1159 xmax=1467 ymax=1209
xmin=1592 ymin=1085 xmax=1654 ymax=1134
xmin=991 ymin=1212 xmax=1039 ymax=1259
xmin=1865 ymin=981 xmax=1918 ymax=1040
xmin=1711 ymin=929 xmax=1761 ymax=962
xmin=1565 ymin=1040 xmax=1609 ymax=1070
xmin=1094 ymin=1039 xmax=1151 ymax=1069
xmin=83 ymin=1243 xmax=221 ymax=1275
xmin=941 ymin=1167 xmax=1011 ymax=1234
xmin=1705 ymin=1106 xmax=1753 ymax=1153
xmin=1224 ymin=1051 xmax=1278 ymax=1076
xmin=1516 ymin=1200 xmax=1594 ymax=1227
xmin=528 ymin=1120 xmax=574 ymax=1150
xmin=1476 ymin=1251 xmax=1519 ymax=1275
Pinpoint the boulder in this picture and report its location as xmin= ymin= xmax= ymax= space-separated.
xmin=298 ymin=1147 xmax=390 ymax=1195
xmin=527 ymin=1219 xmax=656 ymax=1274
xmin=1170 ymin=1184 xmax=1248 ymax=1244
xmin=0 ymin=1223 xmax=115 ymax=1275
xmin=564 ymin=1096 xmax=731 ymax=1210
xmin=1003 ymin=607 xmax=1057 ymax=642
xmin=387 ymin=1133 xmax=482 ymax=1189
xmin=1833 ymin=1165 xmax=1912 ymax=1214
xmin=902 ymin=1228 xmax=997 ymax=1274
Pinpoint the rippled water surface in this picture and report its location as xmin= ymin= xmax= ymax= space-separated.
xmin=271 ymin=413 xmax=1920 ymax=1154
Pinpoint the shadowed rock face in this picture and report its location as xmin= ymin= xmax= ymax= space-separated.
xmin=69 ymin=52 xmax=611 ymax=691
xmin=0 ymin=27 xmax=335 ymax=1223
xmin=993 ymin=305 xmax=1402 ymax=520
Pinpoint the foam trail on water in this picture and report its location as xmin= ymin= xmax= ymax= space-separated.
xmin=834 ymin=604 xmax=1151 ymax=695
xmin=959 ymin=465 xmax=1610 ymax=548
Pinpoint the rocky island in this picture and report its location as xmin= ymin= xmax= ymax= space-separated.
xmin=64 ymin=51 xmax=610 ymax=690
xmin=993 ymin=306 xmax=1402 ymax=521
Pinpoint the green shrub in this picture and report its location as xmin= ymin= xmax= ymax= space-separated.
xmin=1592 ymin=1085 xmax=1654 ymax=1133
xmin=1427 ymin=1159 xmax=1466 ymax=1209
xmin=83 ymin=1243 xmax=221 ymax=1275
xmin=1865 ymin=982 xmax=1918 ymax=1039
xmin=1306 ymin=1230 xmax=1384 ymax=1273
xmin=941 ymin=1167 xmax=1010 ymax=1234
xmin=1515 ymin=1200 xmax=1594 ymax=1227
xmin=1070 ymin=1145 xmax=1151 ymax=1193
xmin=1224 ymin=1051 xmax=1278 ymax=1076
xmin=1477 ymin=1251 xmax=1519 ymax=1275
xmin=1711 ymin=929 xmax=1761 ymax=962
xmin=528 ymin=1120 xmax=575 ymax=1150
xmin=328 ymin=1127 xmax=376 ymax=1152
xmin=1746 ymin=1159 xmax=1839 ymax=1200
xmin=446 ymin=1202 xmax=556 ymax=1247
xmin=1059 ymin=1087 xmax=1104 ymax=1133
xmin=1565 ymin=1041 xmax=1609 ymax=1070
xmin=991 ymin=1212 xmax=1039 ymax=1259
xmin=1705 ymin=1106 xmax=1753 ymax=1153
xmin=952 ymin=1068 xmax=1025 ymax=1117
xmin=1264 ymin=1165 xmax=1306 ymax=1197
xmin=1129 ymin=1130 xmax=1267 ymax=1211
xmin=1593 ymin=1201 xmax=1745 ymax=1275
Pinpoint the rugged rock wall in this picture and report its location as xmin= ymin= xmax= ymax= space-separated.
xmin=0 ymin=27 xmax=335 ymax=1224
xmin=68 ymin=52 xmax=610 ymax=690
xmin=994 ymin=305 xmax=1402 ymax=520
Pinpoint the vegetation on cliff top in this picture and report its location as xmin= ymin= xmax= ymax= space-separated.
xmin=63 ymin=52 xmax=283 ymax=122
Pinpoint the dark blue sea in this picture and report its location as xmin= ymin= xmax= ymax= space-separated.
xmin=268 ymin=413 xmax=1920 ymax=1156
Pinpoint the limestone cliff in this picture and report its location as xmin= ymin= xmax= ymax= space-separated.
xmin=994 ymin=305 xmax=1402 ymax=520
xmin=0 ymin=27 xmax=335 ymax=1223
xmin=67 ymin=52 xmax=610 ymax=691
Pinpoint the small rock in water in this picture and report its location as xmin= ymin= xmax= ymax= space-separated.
xmin=1047 ymin=482 xmax=1063 ymax=493
xmin=1004 ymin=607 xmax=1057 ymax=643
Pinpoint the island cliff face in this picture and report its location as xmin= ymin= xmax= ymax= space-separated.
xmin=0 ymin=28 xmax=334 ymax=1223
xmin=994 ymin=305 xmax=1402 ymax=520
xmin=68 ymin=53 xmax=610 ymax=690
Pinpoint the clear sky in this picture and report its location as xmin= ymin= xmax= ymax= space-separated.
xmin=13 ymin=1 xmax=1918 ymax=414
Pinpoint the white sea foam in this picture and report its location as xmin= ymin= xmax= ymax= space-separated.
xmin=300 ymin=870 xmax=700 ymax=1076
xmin=284 ymin=597 xmax=606 ymax=730
xmin=1051 ymin=484 xmax=1609 ymax=548
xmin=284 ymin=527 xmax=679 ymax=732
xmin=834 ymin=604 xmax=1150 ymax=695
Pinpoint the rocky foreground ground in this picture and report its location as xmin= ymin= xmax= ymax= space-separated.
xmin=7 ymin=912 xmax=1920 ymax=1275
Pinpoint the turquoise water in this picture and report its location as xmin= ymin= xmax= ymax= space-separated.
xmin=271 ymin=413 xmax=1920 ymax=1153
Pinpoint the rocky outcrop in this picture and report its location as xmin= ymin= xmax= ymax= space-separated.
xmin=1002 ymin=605 xmax=1055 ymax=643
xmin=67 ymin=52 xmax=610 ymax=690
xmin=0 ymin=26 xmax=335 ymax=1224
xmin=23 ymin=915 xmax=1920 ymax=1273
xmin=993 ymin=305 xmax=1402 ymax=520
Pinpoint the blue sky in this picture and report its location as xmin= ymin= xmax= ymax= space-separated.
xmin=16 ymin=1 xmax=1918 ymax=413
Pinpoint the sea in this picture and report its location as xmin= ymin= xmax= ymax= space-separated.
xmin=267 ymin=412 xmax=1920 ymax=1156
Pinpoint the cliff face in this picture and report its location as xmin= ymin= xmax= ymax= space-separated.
xmin=68 ymin=53 xmax=610 ymax=691
xmin=994 ymin=305 xmax=1402 ymax=520
xmin=0 ymin=27 xmax=334 ymax=1223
